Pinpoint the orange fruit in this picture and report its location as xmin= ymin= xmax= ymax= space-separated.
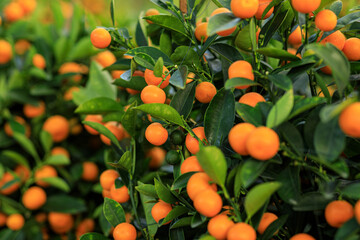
xmin=325 ymin=200 xmax=354 ymax=228
xmin=180 ymin=156 xmax=204 ymax=175
xmin=288 ymin=26 xmax=303 ymax=46
xmin=43 ymin=115 xmax=69 ymax=142
xmin=64 ymin=86 xmax=80 ymax=101
xmin=246 ymin=126 xmax=280 ymax=160
xmin=82 ymin=162 xmax=99 ymax=181
xmin=195 ymin=82 xmax=217 ymax=103
xmin=35 ymin=165 xmax=58 ymax=187
xmin=186 ymin=72 xmax=195 ymax=84
xmin=231 ymin=0 xmax=259 ymax=19
xmin=32 ymin=54 xmax=46 ymax=69
xmin=113 ymin=223 xmax=137 ymax=240
xmin=210 ymin=8 xmax=237 ymax=36
xmin=22 ymin=186 xmax=47 ymax=210
xmin=14 ymin=165 xmax=30 ymax=182
xmin=144 ymin=66 xmax=171 ymax=89
xmin=257 ymin=212 xmax=278 ymax=234
xmin=83 ymin=115 xmax=103 ymax=135
xmin=48 ymin=212 xmax=74 ymax=234
xmin=23 ymin=101 xmax=45 ymax=118
xmin=255 ymin=0 xmax=274 ymax=20
xmin=110 ymin=183 xmax=130 ymax=203
xmin=315 ymin=10 xmax=337 ymax=32
xmin=291 ymin=0 xmax=321 ymax=14
xmin=194 ymin=189 xmax=222 ymax=217
xmin=76 ymin=218 xmax=95 ymax=239
xmin=51 ymin=147 xmax=70 ymax=158
xmin=35 ymin=213 xmax=47 ymax=223
xmin=227 ymin=222 xmax=256 ymax=240
xmin=0 ymin=40 xmax=13 ymax=64
xmin=239 ymin=92 xmax=266 ymax=107
xmin=4 ymin=116 xmax=31 ymax=137
xmin=141 ymin=85 xmax=166 ymax=104
xmin=18 ymin=0 xmax=37 ymax=15
xmin=58 ymin=62 xmax=83 ymax=82
xmin=14 ymin=39 xmax=31 ymax=55
xmin=0 ymin=172 xmax=20 ymax=195
xmin=6 ymin=214 xmax=24 ymax=231
xmin=90 ymin=28 xmax=112 ymax=49
xmin=100 ymin=122 xmax=124 ymax=146
xmin=187 ymin=172 xmax=217 ymax=200
xmin=151 ymin=201 xmax=173 ymax=224
xmin=228 ymin=60 xmax=254 ymax=89
xmin=145 ymin=8 xmax=160 ymax=24
xmin=290 ymin=233 xmax=316 ymax=240
xmin=320 ymin=30 xmax=346 ymax=50
xmin=320 ymin=65 xmax=332 ymax=75
xmin=100 ymin=169 xmax=119 ymax=190
xmin=195 ymin=22 xmax=208 ymax=42
xmin=185 ymin=126 xmax=206 ymax=154
xmin=208 ymin=214 xmax=234 ymax=240
xmin=339 ymin=102 xmax=360 ymax=138
xmin=146 ymin=147 xmax=166 ymax=169
xmin=4 ymin=2 xmax=25 ymax=22
xmin=145 ymin=122 xmax=168 ymax=146
xmin=102 ymin=189 xmax=112 ymax=198
xmin=0 ymin=213 xmax=7 ymax=227
xmin=93 ymin=50 xmax=116 ymax=68
xmin=112 ymin=70 xmax=126 ymax=79
xmin=342 ymin=38 xmax=360 ymax=61
xmin=355 ymin=200 xmax=360 ymax=224
xmin=228 ymin=123 xmax=256 ymax=155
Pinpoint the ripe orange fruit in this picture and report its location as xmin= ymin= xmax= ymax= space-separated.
xmin=23 ymin=101 xmax=45 ymax=118
xmin=144 ymin=66 xmax=171 ymax=89
xmin=100 ymin=169 xmax=119 ymax=190
xmin=63 ymin=86 xmax=80 ymax=101
xmin=146 ymin=147 xmax=166 ymax=169
xmin=185 ymin=126 xmax=206 ymax=154
xmin=257 ymin=212 xmax=278 ymax=234
xmin=58 ymin=62 xmax=83 ymax=82
xmin=145 ymin=8 xmax=160 ymax=24
xmin=288 ymin=26 xmax=303 ymax=46
xmin=0 ymin=213 xmax=7 ymax=227
xmin=315 ymin=10 xmax=337 ymax=32
xmin=100 ymin=122 xmax=124 ymax=145
xmin=255 ymin=0 xmax=274 ymax=20
xmin=90 ymin=28 xmax=112 ymax=49
xmin=145 ymin=122 xmax=168 ymax=146
xmin=4 ymin=2 xmax=25 ymax=22
xmin=239 ymin=92 xmax=266 ymax=107
xmin=141 ymin=85 xmax=166 ymax=104
xmin=82 ymin=162 xmax=99 ymax=181
xmin=151 ymin=201 xmax=173 ymax=224
xmin=18 ymin=0 xmax=37 ymax=15
xmin=35 ymin=165 xmax=58 ymax=187
xmin=228 ymin=123 xmax=256 ymax=155
xmin=22 ymin=186 xmax=47 ymax=210
xmin=290 ymin=233 xmax=316 ymax=240
xmin=6 ymin=214 xmax=25 ymax=231
xmin=43 ymin=115 xmax=69 ymax=142
xmin=227 ymin=222 xmax=256 ymax=240
xmin=102 ymin=189 xmax=112 ymax=198
xmin=325 ymin=200 xmax=354 ymax=228
xmin=48 ymin=212 xmax=74 ymax=234
xmin=0 ymin=172 xmax=20 ymax=195
xmin=338 ymin=102 xmax=360 ymax=138
xmin=32 ymin=54 xmax=46 ymax=69
xmin=4 ymin=116 xmax=31 ymax=137
xmin=210 ymin=8 xmax=237 ymax=36
xmin=355 ymin=200 xmax=360 ymax=224
xmin=187 ymin=172 xmax=217 ymax=200
xmin=291 ymin=0 xmax=321 ymax=13
xmin=76 ymin=218 xmax=95 ymax=239
xmin=14 ymin=39 xmax=31 ymax=55
xmin=195 ymin=82 xmax=217 ymax=103
xmin=180 ymin=156 xmax=204 ymax=175
xmin=83 ymin=115 xmax=103 ymax=135
xmin=231 ymin=0 xmax=259 ymax=19
xmin=228 ymin=60 xmax=254 ymax=89
xmin=246 ymin=126 xmax=280 ymax=160
xmin=320 ymin=30 xmax=346 ymax=50
xmin=110 ymin=183 xmax=130 ymax=203
xmin=320 ymin=65 xmax=332 ymax=75
xmin=93 ymin=50 xmax=116 ymax=68
xmin=14 ymin=165 xmax=30 ymax=182
xmin=195 ymin=22 xmax=208 ymax=42
xmin=0 ymin=40 xmax=13 ymax=64
xmin=113 ymin=223 xmax=137 ymax=240
xmin=51 ymin=146 xmax=70 ymax=158
xmin=208 ymin=214 xmax=234 ymax=240
xmin=193 ymin=189 xmax=223 ymax=217
xmin=342 ymin=38 xmax=360 ymax=61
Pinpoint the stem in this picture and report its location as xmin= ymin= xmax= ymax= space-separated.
xmin=129 ymin=176 xmax=146 ymax=237
xmin=221 ymin=185 xmax=242 ymax=222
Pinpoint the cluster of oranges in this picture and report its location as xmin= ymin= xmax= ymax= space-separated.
xmin=2 ymin=0 xmax=37 ymax=23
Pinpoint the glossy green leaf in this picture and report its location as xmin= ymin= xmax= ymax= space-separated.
xmin=293 ymin=192 xmax=330 ymax=211
xmin=138 ymin=182 xmax=158 ymax=236
xmin=154 ymin=57 xmax=164 ymax=77
xmin=135 ymin=184 xmax=158 ymax=198
xmin=276 ymin=167 xmax=301 ymax=205
xmin=257 ymin=47 xmax=300 ymax=61
xmin=237 ymin=159 xmax=269 ymax=190
xmin=160 ymin=206 xmax=189 ymax=226
xmin=143 ymin=15 xmax=189 ymax=38
xmin=170 ymin=46 xmax=201 ymax=68
xmin=126 ymin=46 xmax=173 ymax=65
xmin=39 ymin=177 xmax=70 ymax=192
xmin=103 ymin=197 xmax=126 ymax=227
xmin=210 ymin=43 xmax=243 ymax=62
xmin=170 ymin=82 xmax=196 ymax=119
xmin=288 ymin=96 xmax=327 ymax=119
xmin=171 ymin=172 xmax=195 ymax=190
xmin=266 ymin=90 xmax=294 ymax=128
xmin=170 ymin=216 xmax=193 ymax=229
xmin=135 ymin=103 xmax=184 ymax=127
xmin=43 ymin=195 xmax=86 ymax=213
xmin=169 ymin=66 xmax=188 ymax=89
xmin=121 ymin=101 xmax=137 ymax=137
xmin=225 ymin=78 xmax=259 ymax=89
xmin=134 ymin=52 xmax=155 ymax=70
xmin=75 ymin=97 xmax=122 ymax=114
xmin=108 ymin=151 xmax=132 ymax=172
xmin=44 ymin=155 xmax=70 ymax=166
xmin=160 ymin=30 xmax=172 ymax=56
xmin=154 ymin=179 xmax=177 ymax=204
xmin=1 ymin=151 xmax=29 ymax=168
xmin=279 ymin=122 xmax=304 ymax=157
xmin=334 ymin=218 xmax=359 ymax=240
xmin=80 ymin=232 xmax=110 ymax=240
xmin=236 ymin=103 xmax=263 ymax=126
xmin=113 ymin=76 xmax=147 ymax=91
xmin=40 ymin=130 xmax=52 ymax=154
xmin=13 ymin=133 xmax=40 ymax=162
xmin=235 ymin=23 xmax=252 ymax=51
xmin=207 ymin=12 xmax=240 ymax=36
xmin=341 ymin=182 xmax=360 ymax=200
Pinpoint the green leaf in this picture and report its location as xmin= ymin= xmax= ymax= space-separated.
xmin=235 ymin=103 xmax=263 ymax=126
xmin=160 ymin=206 xmax=189 ymax=226
xmin=43 ymin=195 xmax=87 ymax=213
xmin=172 ymin=172 xmax=195 ymax=190
xmin=334 ymin=218 xmax=359 ymax=240
xmin=75 ymin=97 xmax=123 ymax=114
xmin=210 ymin=43 xmax=243 ymax=62
xmin=67 ymin=37 xmax=98 ymax=61
xmin=108 ymin=151 xmax=132 ymax=172
xmin=103 ymin=198 xmax=126 ymax=227
xmin=113 ymin=76 xmax=147 ymax=91
xmin=13 ymin=133 xmax=40 ymax=162
xmin=260 ymin=215 xmax=289 ymax=240
xmin=169 ymin=66 xmax=188 ymax=89
xmin=104 ymin=59 xmax=131 ymax=71
xmin=276 ymin=167 xmax=301 ymax=205
xmin=279 ymin=122 xmax=304 ymax=157
xmin=170 ymin=82 xmax=196 ymax=119
xmin=266 ymin=90 xmax=294 ymax=128
xmin=39 ymin=177 xmax=70 ymax=192
xmin=135 ymin=184 xmax=158 ymax=198
xmin=293 ymin=192 xmax=330 ymax=211
xmin=207 ymin=12 xmax=240 ymax=36
xmin=82 ymin=121 xmax=122 ymax=149
xmin=135 ymin=103 xmax=184 ymax=127
xmin=40 ymin=131 xmax=52 ymax=154
xmin=154 ymin=57 xmax=164 ymax=77
xmin=170 ymin=46 xmax=201 ymax=68
xmin=235 ymin=23 xmax=252 ymax=51
xmin=288 ymin=96 xmax=327 ymax=119
xmin=160 ymin=30 xmax=172 ymax=56
xmin=0 ymin=151 xmax=29 ymax=168
xmin=225 ymin=78 xmax=259 ymax=89
xmin=257 ymin=47 xmax=300 ymax=61
xmin=121 ymin=101 xmax=137 ymax=137
xmin=244 ymin=182 xmax=282 ymax=219
xmin=126 ymin=46 xmax=173 ymax=65
xmin=196 ymin=146 xmax=227 ymax=186
xmin=330 ymin=0 xmax=342 ymax=16
xmin=204 ymin=89 xmax=235 ymax=147
xmin=237 ymin=159 xmax=269 ymax=190
xmin=80 ymin=232 xmax=110 ymax=240
xmin=138 ymin=182 xmax=158 ymax=236
xmin=154 ymin=179 xmax=177 ymax=204
xmin=341 ymin=182 xmax=360 ymax=200
xmin=314 ymin=118 xmax=345 ymax=162
xmin=44 ymin=155 xmax=70 ymax=166
xmin=143 ymin=15 xmax=189 ymax=39
xmin=268 ymin=74 xmax=293 ymax=91
xmin=110 ymin=0 xmax=115 ymax=26
xmin=170 ymin=216 xmax=193 ymax=229
xmin=319 ymin=98 xmax=356 ymax=123
xmin=134 ymin=52 xmax=155 ymax=70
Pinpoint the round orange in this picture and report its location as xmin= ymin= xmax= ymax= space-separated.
xmin=210 ymin=8 xmax=237 ymax=36
xmin=315 ymin=10 xmax=337 ymax=32
xmin=100 ymin=169 xmax=119 ymax=190
xmin=325 ymin=200 xmax=354 ymax=228
xmin=48 ymin=212 xmax=74 ymax=234
xmin=90 ymin=28 xmax=112 ymax=49
xmin=0 ymin=40 xmax=13 ymax=64
xmin=22 ymin=186 xmax=47 ymax=210
xmin=239 ymin=92 xmax=266 ymax=107
xmin=288 ymin=26 xmax=303 ymax=46
xmin=193 ymin=189 xmax=223 ymax=218
xmin=145 ymin=122 xmax=168 ymax=146
xmin=180 ymin=156 xmax=204 ymax=175
xmin=82 ymin=162 xmax=99 ymax=181
xmin=51 ymin=146 xmax=70 ymax=158
xmin=185 ymin=126 xmax=206 ymax=154
xmin=228 ymin=60 xmax=254 ymax=89
xmin=227 ymin=222 xmax=256 ymax=240
xmin=113 ymin=223 xmax=137 ymax=240
xmin=141 ymin=85 xmax=166 ymax=104
xmin=151 ymin=201 xmax=173 ymax=224
xmin=6 ymin=214 xmax=24 ymax=231
xmin=246 ymin=126 xmax=280 ymax=160
xmin=339 ymin=102 xmax=360 ymax=138
xmin=32 ymin=54 xmax=46 ymax=69
xmin=0 ymin=172 xmax=20 ymax=195
xmin=320 ymin=30 xmax=346 ymax=50
xmin=342 ymin=38 xmax=360 ymax=61
xmin=43 ymin=115 xmax=69 ymax=142
xmin=231 ymin=0 xmax=259 ymax=19
xmin=195 ymin=82 xmax=217 ymax=103
xmin=145 ymin=8 xmax=160 ymax=24
xmin=255 ymin=0 xmax=274 ymax=20
xmin=110 ymin=183 xmax=130 ymax=203
xmin=290 ymin=233 xmax=316 ymax=240
xmin=23 ymin=101 xmax=45 ymax=118
xmin=291 ymin=0 xmax=321 ymax=14
xmin=146 ymin=147 xmax=166 ymax=169
xmin=257 ymin=212 xmax=278 ymax=234
xmin=4 ymin=2 xmax=25 ymax=22
xmin=93 ymin=50 xmax=116 ymax=68
xmin=187 ymin=172 xmax=217 ymax=200
xmin=35 ymin=165 xmax=58 ymax=187
xmin=144 ymin=66 xmax=171 ymax=89
xmin=195 ymin=22 xmax=208 ymax=42
xmin=228 ymin=123 xmax=256 ymax=155
xmin=208 ymin=214 xmax=234 ymax=240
